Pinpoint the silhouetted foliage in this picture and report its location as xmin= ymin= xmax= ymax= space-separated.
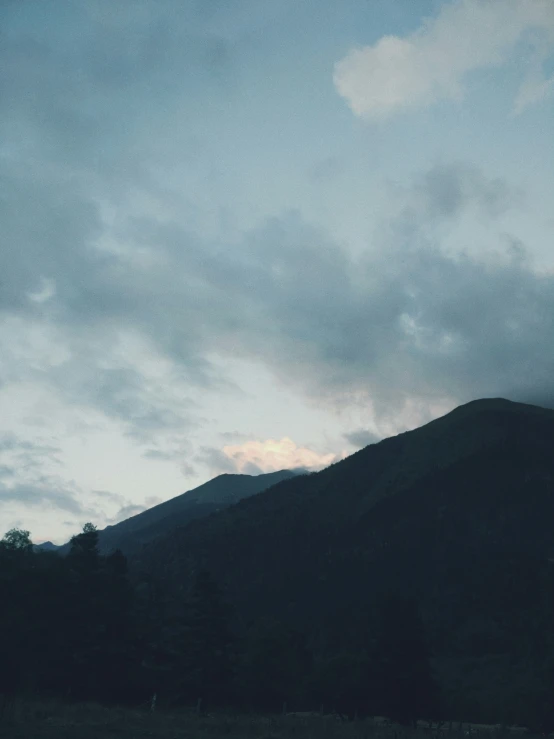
xmin=236 ymin=618 xmax=313 ymax=712
xmin=372 ymin=594 xmax=441 ymax=725
xmin=1 ymin=528 xmax=33 ymax=552
xmin=308 ymin=651 xmax=375 ymax=719
xmin=183 ymin=569 xmax=235 ymax=706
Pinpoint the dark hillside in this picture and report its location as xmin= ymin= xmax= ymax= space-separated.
xmin=51 ymin=469 xmax=298 ymax=557
xmin=133 ymin=399 xmax=554 ymax=723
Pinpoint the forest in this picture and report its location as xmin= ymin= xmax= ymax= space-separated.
xmin=0 ymin=523 xmax=442 ymax=727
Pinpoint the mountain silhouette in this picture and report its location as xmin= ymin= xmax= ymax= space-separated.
xmin=45 ymin=469 xmax=299 ymax=557
xmin=133 ymin=398 xmax=554 ymax=723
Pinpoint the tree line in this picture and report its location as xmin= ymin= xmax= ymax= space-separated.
xmin=0 ymin=525 xmax=441 ymax=725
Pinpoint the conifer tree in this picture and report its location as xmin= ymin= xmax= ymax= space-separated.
xmin=372 ymin=593 xmax=441 ymax=725
xmin=189 ymin=569 xmax=234 ymax=704
xmin=172 ymin=569 xmax=235 ymax=707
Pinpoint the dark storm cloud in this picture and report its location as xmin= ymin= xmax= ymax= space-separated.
xmin=0 ymin=434 xmax=62 ymax=474
xmin=56 ymin=365 xmax=198 ymax=441
xmin=196 ymin=447 xmax=237 ymax=475
xmin=118 ymin=206 xmax=554 ymax=417
xmin=218 ymin=430 xmax=252 ymax=442
xmin=142 ymin=444 xmax=196 ymax=479
xmin=0 ymin=434 xmax=60 ymax=457
xmin=0 ymin=435 xmax=91 ymax=518
xmin=413 ymin=163 xmax=521 ymax=221
xmin=88 ymin=491 xmax=164 ymax=526
xmin=108 ymin=503 xmax=150 ymax=524
xmin=0 ymin=481 xmax=86 ymax=515
xmin=0 ymin=1 xmax=237 ymax=147
xmin=0 ymin=466 xmax=15 ymax=481
xmin=0 ymin=0 xmax=237 ymax=438
xmin=143 ymin=449 xmax=176 ymax=461
xmin=2 ymin=158 xmax=554 ymax=430
xmin=0 ymin=166 xmax=102 ymax=316
xmin=344 ymin=429 xmax=380 ymax=448
xmin=181 ymin=462 xmax=197 ymax=478
xmin=1 ymin=0 xmax=553 ymax=441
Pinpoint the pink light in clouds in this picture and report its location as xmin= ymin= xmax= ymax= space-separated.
xmin=222 ymin=437 xmax=347 ymax=474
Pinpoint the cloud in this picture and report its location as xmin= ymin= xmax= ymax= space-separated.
xmin=109 ymin=504 xmax=148 ymax=523
xmin=162 ymin=182 xmax=553 ymax=422
xmin=107 ymin=495 xmax=164 ymax=525
xmin=411 ymin=163 xmax=521 ymax=222
xmin=0 ymin=435 xmax=64 ymax=495
xmin=196 ymin=446 xmax=240 ymax=475
xmin=91 ymin=489 xmax=127 ymax=506
xmin=0 ymin=434 xmax=90 ymax=521
xmin=0 ymin=433 xmax=61 ymax=460
xmin=143 ymin=449 xmax=177 ymax=461
xmin=333 ymin=0 xmax=554 ymax=120
xmin=344 ymin=429 xmax=380 ymax=449
xmin=513 ymin=61 xmax=554 ymax=114
xmin=309 ymin=157 xmax=344 ymax=182
xmin=215 ymin=438 xmax=347 ymax=475
xmin=2 ymin=149 xmax=553 ymax=440
xmin=0 ymin=480 xmax=86 ymax=516
xmin=218 ymin=430 xmax=253 ymax=442
xmin=1 ymin=0 xmax=553 ymax=485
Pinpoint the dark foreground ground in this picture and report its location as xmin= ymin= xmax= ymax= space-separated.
xmin=0 ymin=700 xmax=543 ymax=739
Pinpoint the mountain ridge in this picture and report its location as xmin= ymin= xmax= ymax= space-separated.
xmin=45 ymin=468 xmax=299 ymax=556
xmin=130 ymin=397 xmax=554 ymax=722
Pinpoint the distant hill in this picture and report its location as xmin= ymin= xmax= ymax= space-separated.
xmin=33 ymin=541 xmax=59 ymax=552
xmin=45 ymin=469 xmax=299 ymax=557
xmin=133 ymin=398 xmax=554 ymax=724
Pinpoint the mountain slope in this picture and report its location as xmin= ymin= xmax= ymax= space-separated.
xmin=33 ymin=541 xmax=59 ymax=552
xmin=133 ymin=398 xmax=554 ymax=722
xmin=54 ymin=469 xmax=299 ymax=556
xmin=137 ymin=397 xmax=554 ymax=579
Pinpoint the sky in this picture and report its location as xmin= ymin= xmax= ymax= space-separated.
xmin=1 ymin=0 xmax=553 ymax=544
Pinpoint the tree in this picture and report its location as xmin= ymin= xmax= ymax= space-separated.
xmin=236 ymin=618 xmax=313 ymax=712
xmin=0 ymin=529 xmax=40 ymax=698
xmin=93 ymin=548 xmax=138 ymax=703
xmin=1 ymin=526 xmax=139 ymax=706
xmin=162 ymin=569 xmax=234 ymax=708
xmin=1 ymin=528 xmax=32 ymax=552
xmin=68 ymin=523 xmax=99 ymax=570
xmin=186 ymin=569 xmax=235 ymax=705
xmin=64 ymin=523 xmax=104 ymax=698
xmin=309 ymin=651 xmax=375 ymax=719
xmin=372 ymin=593 xmax=441 ymax=725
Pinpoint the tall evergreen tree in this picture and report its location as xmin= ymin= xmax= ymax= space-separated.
xmin=309 ymin=650 xmax=375 ymax=719
xmin=0 ymin=529 xmax=35 ymax=698
xmin=372 ymin=593 xmax=441 ymax=725
xmin=68 ymin=522 xmax=100 ymax=573
xmin=97 ymin=548 xmax=138 ymax=702
xmin=187 ymin=569 xmax=234 ymax=705
xmin=64 ymin=523 xmax=106 ymax=699
xmin=236 ymin=618 xmax=312 ymax=712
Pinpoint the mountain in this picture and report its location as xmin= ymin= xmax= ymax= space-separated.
xmin=133 ymin=398 xmax=554 ymax=723
xmin=33 ymin=541 xmax=59 ymax=552
xmin=51 ymin=469 xmax=299 ymax=557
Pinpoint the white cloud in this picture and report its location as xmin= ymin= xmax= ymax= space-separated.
xmin=220 ymin=437 xmax=347 ymax=475
xmin=333 ymin=0 xmax=554 ymax=120
xmin=513 ymin=63 xmax=554 ymax=114
xmin=27 ymin=277 xmax=57 ymax=304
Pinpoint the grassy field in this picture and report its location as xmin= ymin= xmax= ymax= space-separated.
xmin=0 ymin=699 xmax=541 ymax=739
